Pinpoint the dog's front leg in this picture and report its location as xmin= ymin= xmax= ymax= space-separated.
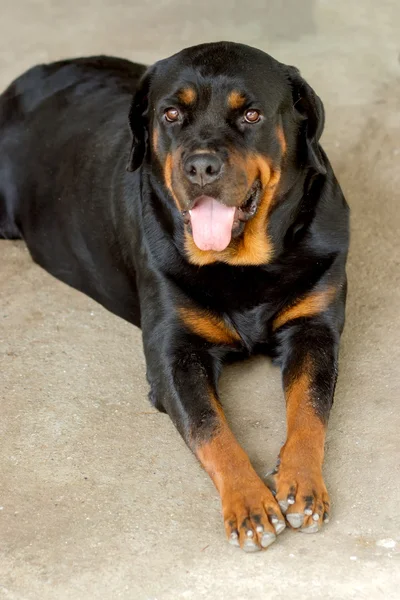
xmin=142 ymin=319 xmax=285 ymax=552
xmin=273 ymin=318 xmax=340 ymax=532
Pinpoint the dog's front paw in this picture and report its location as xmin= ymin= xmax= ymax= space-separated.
xmin=221 ymin=476 xmax=285 ymax=552
xmin=274 ymin=455 xmax=330 ymax=533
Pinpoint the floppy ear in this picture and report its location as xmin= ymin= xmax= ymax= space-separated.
xmin=127 ymin=66 xmax=155 ymax=172
xmin=287 ymin=66 xmax=326 ymax=175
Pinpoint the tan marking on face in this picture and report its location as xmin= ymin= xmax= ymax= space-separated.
xmin=228 ymin=91 xmax=246 ymax=110
xmin=180 ymin=307 xmax=240 ymax=345
xmin=152 ymin=125 xmax=159 ymax=156
xmin=164 ymin=153 xmax=173 ymax=193
xmin=164 ymin=152 xmax=181 ymax=208
xmin=184 ymin=155 xmax=280 ymax=266
xmin=272 ymin=287 xmax=336 ymax=331
xmin=179 ymin=87 xmax=197 ymax=105
xmin=276 ymin=124 xmax=287 ymax=155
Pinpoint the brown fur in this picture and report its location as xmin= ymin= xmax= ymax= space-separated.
xmin=227 ymin=91 xmax=246 ymax=110
xmin=179 ymin=87 xmax=197 ymax=105
xmin=152 ymin=125 xmax=159 ymax=156
xmin=276 ymin=124 xmax=287 ymax=155
xmin=273 ymin=287 xmax=336 ymax=331
xmin=180 ymin=307 xmax=240 ymax=344
xmin=163 ymin=152 xmax=181 ymax=208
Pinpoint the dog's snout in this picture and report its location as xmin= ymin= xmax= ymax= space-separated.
xmin=183 ymin=153 xmax=222 ymax=187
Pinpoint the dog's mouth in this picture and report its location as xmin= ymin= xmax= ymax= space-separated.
xmin=181 ymin=180 xmax=262 ymax=252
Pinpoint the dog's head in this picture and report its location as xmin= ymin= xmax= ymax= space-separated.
xmin=127 ymin=42 xmax=325 ymax=266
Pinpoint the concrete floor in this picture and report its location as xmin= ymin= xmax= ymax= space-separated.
xmin=1 ymin=1 xmax=400 ymax=598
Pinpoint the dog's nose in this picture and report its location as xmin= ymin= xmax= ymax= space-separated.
xmin=183 ymin=153 xmax=222 ymax=186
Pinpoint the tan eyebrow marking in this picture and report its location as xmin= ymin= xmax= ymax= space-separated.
xmin=179 ymin=87 xmax=197 ymax=105
xmin=228 ymin=91 xmax=246 ymax=110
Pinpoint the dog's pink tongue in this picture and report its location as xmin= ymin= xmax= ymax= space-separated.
xmin=189 ymin=196 xmax=235 ymax=251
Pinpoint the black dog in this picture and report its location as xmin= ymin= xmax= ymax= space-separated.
xmin=0 ymin=42 xmax=349 ymax=552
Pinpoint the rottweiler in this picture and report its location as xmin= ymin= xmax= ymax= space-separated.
xmin=0 ymin=42 xmax=349 ymax=552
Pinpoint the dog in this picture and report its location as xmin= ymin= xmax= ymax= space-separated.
xmin=0 ymin=42 xmax=349 ymax=552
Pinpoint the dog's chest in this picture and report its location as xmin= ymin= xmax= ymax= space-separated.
xmin=178 ymin=265 xmax=291 ymax=349
xmin=226 ymin=300 xmax=278 ymax=349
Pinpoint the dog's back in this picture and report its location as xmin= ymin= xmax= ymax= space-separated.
xmin=0 ymin=56 xmax=146 ymax=240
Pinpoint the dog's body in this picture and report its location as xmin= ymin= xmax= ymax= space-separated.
xmin=0 ymin=43 xmax=349 ymax=552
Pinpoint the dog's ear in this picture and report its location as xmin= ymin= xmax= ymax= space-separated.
xmin=127 ymin=66 xmax=156 ymax=172
xmin=287 ymin=66 xmax=326 ymax=175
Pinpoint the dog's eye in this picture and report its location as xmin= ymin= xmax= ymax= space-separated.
xmin=244 ymin=109 xmax=261 ymax=124
xmin=164 ymin=108 xmax=180 ymax=123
